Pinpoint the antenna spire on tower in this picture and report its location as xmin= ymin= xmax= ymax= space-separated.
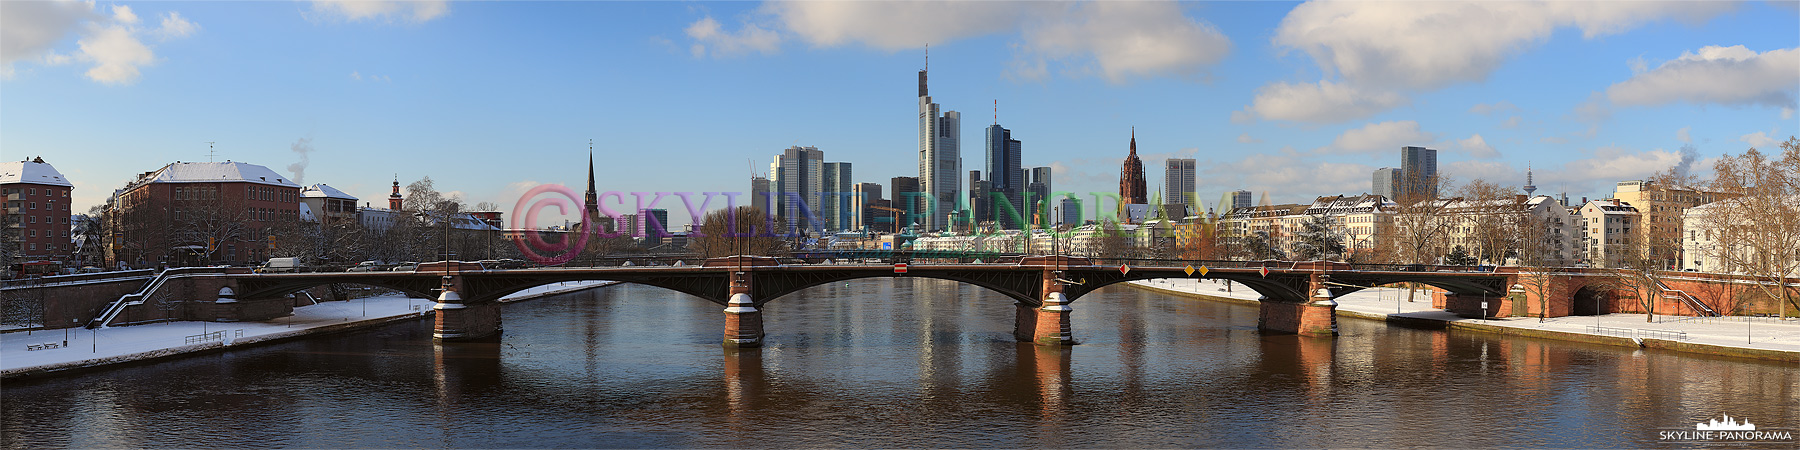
xmin=994 ymin=99 xmax=998 ymax=125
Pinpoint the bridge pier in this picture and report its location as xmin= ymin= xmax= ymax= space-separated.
xmin=1014 ymin=302 xmax=1038 ymax=342
xmin=1033 ymin=270 xmax=1075 ymax=345
xmin=434 ymin=276 xmax=502 ymax=341
xmin=1256 ymin=274 xmax=1338 ymax=337
xmin=723 ymin=271 xmax=764 ymax=348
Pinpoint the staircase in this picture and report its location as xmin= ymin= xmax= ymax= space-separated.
xmin=86 ymin=267 xmax=230 ymax=329
xmin=1656 ymin=278 xmax=1718 ymax=317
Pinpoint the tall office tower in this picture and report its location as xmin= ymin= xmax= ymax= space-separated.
xmin=1165 ymin=158 xmax=1196 ymax=209
xmin=769 ymin=146 xmax=824 ymax=230
xmin=1401 ymin=146 xmax=1438 ymax=199
xmin=1026 ymin=166 xmax=1052 ymax=226
xmin=918 ymin=60 xmax=961 ymax=231
xmin=969 ymin=170 xmax=990 ymax=224
xmin=1371 ymin=167 xmax=1403 ymax=200
xmin=822 ymin=162 xmax=852 ymax=230
xmin=1059 ymin=196 xmax=1082 ymax=226
xmin=890 ymin=176 xmax=921 ymax=230
xmin=984 ymin=123 xmax=1023 ymax=229
xmin=750 ymin=176 xmax=772 ymax=217
xmin=852 ymin=182 xmax=882 ymax=231
xmin=1229 ymin=189 xmax=1252 ymax=210
xmin=1119 ymin=129 xmax=1148 ymax=206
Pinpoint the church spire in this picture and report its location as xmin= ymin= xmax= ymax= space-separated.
xmin=1130 ymin=127 xmax=1137 ymax=156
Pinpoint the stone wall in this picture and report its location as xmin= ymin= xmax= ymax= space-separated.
xmin=0 ymin=277 xmax=150 ymax=329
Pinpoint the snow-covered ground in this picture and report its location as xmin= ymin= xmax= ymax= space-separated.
xmin=1131 ymin=278 xmax=1800 ymax=355
xmin=1 ymin=280 xmax=614 ymax=376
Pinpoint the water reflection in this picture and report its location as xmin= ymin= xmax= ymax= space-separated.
xmin=1 ymin=279 xmax=1795 ymax=448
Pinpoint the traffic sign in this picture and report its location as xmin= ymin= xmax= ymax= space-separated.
xmin=893 ymin=263 xmax=908 ymax=274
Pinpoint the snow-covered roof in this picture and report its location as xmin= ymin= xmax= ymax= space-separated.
xmin=301 ymin=183 xmax=357 ymax=200
xmin=0 ymin=160 xmax=73 ymax=187
xmin=299 ymin=202 xmax=317 ymax=222
xmin=145 ymin=161 xmax=297 ymax=187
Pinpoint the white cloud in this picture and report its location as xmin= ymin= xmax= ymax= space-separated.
xmin=79 ymin=21 xmax=155 ymax=84
xmin=1273 ymin=1 xmax=1733 ymax=90
xmin=1741 ymin=131 xmax=1780 ymax=149
xmin=156 ymin=12 xmax=198 ymax=40
xmin=1468 ymin=101 xmax=1518 ymax=116
xmin=1557 ymin=145 xmax=1687 ymax=188
xmin=1 ymin=0 xmax=101 ymax=74
xmin=756 ymin=1 xmax=1229 ymax=82
xmin=685 ymin=16 xmax=781 ymax=58
xmin=1457 ymin=134 xmax=1501 ymax=159
xmin=1016 ymin=1 xmax=1231 ymax=82
xmin=1197 ymin=154 xmax=1373 ymax=201
xmin=1677 ymin=126 xmax=1692 ymax=143
xmin=1237 ymin=133 xmax=1261 ymax=144
xmin=1 ymin=2 xmax=196 ymax=84
xmin=1570 ymin=91 xmax=1612 ymax=137
xmin=1500 ymin=116 xmax=1522 ymax=129
xmin=1237 ymin=80 xmax=1409 ymax=123
xmin=1443 ymin=160 xmax=1520 ymax=186
xmin=308 ymin=0 xmax=448 ymax=23
xmin=1246 ymin=1 xmax=1733 ymax=123
xmin=1326 ymin=120 xmax=1436 ymax=155
xmin=1607 ymin=45 xmax=1799 ymax=109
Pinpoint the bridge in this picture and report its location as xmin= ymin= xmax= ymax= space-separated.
xmin=104 ymin=255 xmax=1515 ymax=346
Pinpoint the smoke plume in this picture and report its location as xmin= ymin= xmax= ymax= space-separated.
xmin=288 ymin=137 xmax=313 ymax=184
xmin=1673 ymin=143 xmax=1698 ymax=179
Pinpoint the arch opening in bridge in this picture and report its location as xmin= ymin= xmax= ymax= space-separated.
xmin=1571 ymin=285 xmax=1610 ymax=316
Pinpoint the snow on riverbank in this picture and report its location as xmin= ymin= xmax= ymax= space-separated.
xmin=2 ymin=280 xmax=614 ymax=377
xmin=1130 ymin=278 xmax=1800 ymax=356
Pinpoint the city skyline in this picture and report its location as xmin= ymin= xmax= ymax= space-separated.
xmin=3 ymin=1 xmax=1796 ymax=229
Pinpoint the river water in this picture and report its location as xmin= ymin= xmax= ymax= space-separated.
xmin=3 ymin=280 xmax=1796 ymax=448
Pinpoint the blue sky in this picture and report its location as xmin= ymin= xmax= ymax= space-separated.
xmin=4 ymin=1 xmax=1797 ymax=228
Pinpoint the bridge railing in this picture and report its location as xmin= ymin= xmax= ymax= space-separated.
xmin=1 ymin=269 xmax=156 ymax=289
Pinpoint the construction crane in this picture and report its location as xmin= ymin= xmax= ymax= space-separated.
xmin=866 ymin=204 xmax=910 ymax=233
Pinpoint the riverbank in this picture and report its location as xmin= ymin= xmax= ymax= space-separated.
xmin=1127 ymin=278 xmax=1800 ymax=363
xmin=0 ymin=281 xmax=616 ymax=380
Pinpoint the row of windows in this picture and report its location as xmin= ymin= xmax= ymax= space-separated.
xmin=23 ymin=229 xmax=70 ymax=238
xmin=25 ymin=243 xmax=71 ymax=251
xmin=2 ymin=187 xmax=70 ymax=198
xmin=9 ymin=200 xmax=71 ymax=211
xmin=249 ymin=186 xmax=296 ymax=203
xmin=18 ymin=215 xmax=69 ymax=224
xmin=250 ymin=207 xmax=297 ymax=222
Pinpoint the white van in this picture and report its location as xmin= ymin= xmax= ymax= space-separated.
xmin=257 ymin=257 xmax=305 ymax=273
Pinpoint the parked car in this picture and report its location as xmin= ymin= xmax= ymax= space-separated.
xmin=390 ymin=262 xmax=420 ymax=272
xmin=347 ymin=261 xmax=386 ymax=272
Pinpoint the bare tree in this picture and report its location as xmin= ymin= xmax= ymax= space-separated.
xmin=1291 ymin=214 xmax=1346 ymax=261
xmin=1387 ymin=173 xmax=1458 ymax=265
xmin=1516 ymin=213 xmax=1570 ymax=322
xmin=1703 ymin=137 xmax=1800 ymax=317
xmin=690 ymin=206 xmax=788 ymax=258
xmin=1455 ymin=179 xmax=1525 ymax=265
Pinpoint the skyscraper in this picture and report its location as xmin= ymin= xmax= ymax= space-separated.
xmin=890 ymin=176 xmax=921 ymax=230
xmin=1026 ymin=167 xmax=1052 ymax=226
xmin=984 ymin=123 xmax=1023 ymax=229
xmin=750 ymin=176 xmax=771 ymax=216
xmin=1164 ymin=158 xmax=1195 ymax=209
xmin=1229 ymin=189 xmax=1252 ymax=210
xmin=769 ymin=146 xmax=824 ymax=230
xmin=1371 ymin=167 xmax=1403 ymax=200
xmin=1119 ymin=129 xmax=1148 ymax=207
xmin=968 ymin=170 xmax=990 ymax=225
xmin=918 ymin=59 xmax=961 ymax=231
xmin=852 ymin=182 xmax=882 ymax=231
xmin=1401 ymin=146 xmax=1438 ymax=199
xmin=822 ymin=162 xmax=852 ymax=230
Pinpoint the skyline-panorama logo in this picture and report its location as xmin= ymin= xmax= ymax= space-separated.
xmin=1659 ymin=413 xmax=1793 ymax=444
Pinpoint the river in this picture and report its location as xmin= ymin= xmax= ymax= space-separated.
xmin=3 ymin=279 xmax=1795 ymax=448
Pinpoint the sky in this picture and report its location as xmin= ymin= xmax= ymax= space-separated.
xmin=3 ymin=0 xmax=1797 ymax=229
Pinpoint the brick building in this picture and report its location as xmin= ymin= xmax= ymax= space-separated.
xmin=107 ymin=161 xmax=301 ymax=267
xmin=1 ymin=157 xmax=75 ymax=275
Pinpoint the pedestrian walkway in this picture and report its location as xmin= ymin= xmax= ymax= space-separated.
xmin=1131 ymin=278 xmax=1800 ymax=358
xmin=2 ymin=281 xmax=613 ymax=377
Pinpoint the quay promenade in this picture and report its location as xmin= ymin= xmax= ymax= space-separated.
xmin=1130 ymin=278 xmax=1800 ymax=362
xmin=1 ymin=281 xmax=614 ymax=379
